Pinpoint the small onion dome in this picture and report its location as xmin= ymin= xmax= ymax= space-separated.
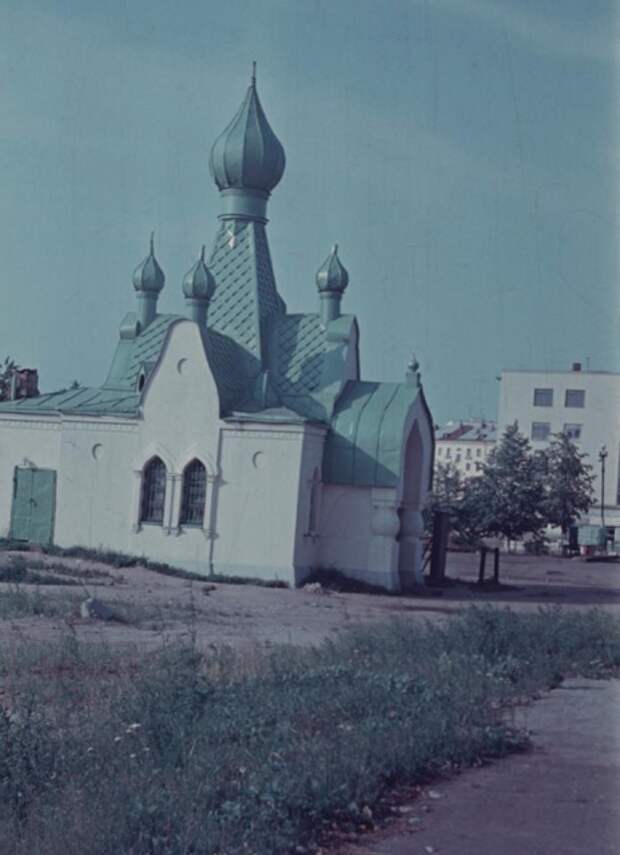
xmin=408 ymin=352 xmax=420 ymax=374
xmin=209 ymin=65 xmax=286 ymax=194
xmin=133 ymin=233 xmax=165 ymax=294
xmin=316 ymin=244 xmax=349 ymax=294
xmin=183 ymin=245 xmax=215 ymax=301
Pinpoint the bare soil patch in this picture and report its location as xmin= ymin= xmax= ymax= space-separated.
xmin=0 ymin=550 xmax=617 ymax=653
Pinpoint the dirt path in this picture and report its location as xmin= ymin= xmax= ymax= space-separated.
xmin=336 ymin=678 xmax=620 ymax=855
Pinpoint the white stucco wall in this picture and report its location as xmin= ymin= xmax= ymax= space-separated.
xmin=0 ymin=417 xmax=62 ymax=537
xmin=317 ymin=483 xmax=374 ymax=576
xmin=55 ymin=418 xmax=137 ymax=551
xmin=213 ymin=422 xmax=324 ymax=585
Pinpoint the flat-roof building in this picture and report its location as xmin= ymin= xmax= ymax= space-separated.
xmin=498 ymin=364 xmax=620 ymax=532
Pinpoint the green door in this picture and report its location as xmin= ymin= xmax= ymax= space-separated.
xmin=10 ymin=468 xmax=57 ymax=545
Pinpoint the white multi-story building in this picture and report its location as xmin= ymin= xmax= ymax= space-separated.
xmin=498 ymin=364 xmax=620 ymax=532
xmin=435 ymin=420 xmax=496 ymax=478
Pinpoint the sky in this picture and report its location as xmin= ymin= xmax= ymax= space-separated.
xmin=0 ymin=0 xmax=617 ymax=424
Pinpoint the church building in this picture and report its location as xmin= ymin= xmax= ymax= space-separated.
xmin=0 ymin=71 xmax=434 ymax=590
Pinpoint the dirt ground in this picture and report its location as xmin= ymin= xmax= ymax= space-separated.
xmin=0 ymin=550 xmax=618 ymax=652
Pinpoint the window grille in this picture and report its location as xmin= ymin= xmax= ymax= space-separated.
xmin=180 ymin=459 xmax=206 ymax=526
xmin=533 ymin=388 xmax=553 ymax=407
xmin=565 ymin=389 xmax=585 ymax=408
xmin=140 ymin=457 xmax=166 ymax=524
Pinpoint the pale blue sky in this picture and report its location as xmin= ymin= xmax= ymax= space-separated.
xmin=0 ymin=0 xmax=617 ymax=423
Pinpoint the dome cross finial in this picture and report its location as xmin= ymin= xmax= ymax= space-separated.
xmin=251 ymin=60 xmax=257 ymax=86
xmin=149 ymin=231 xmax=155 ymax=255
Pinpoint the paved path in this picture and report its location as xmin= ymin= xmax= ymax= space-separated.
xmin=341 ymin=679 xmax=619 ymax=855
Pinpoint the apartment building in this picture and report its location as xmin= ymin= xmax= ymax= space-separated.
xmin=498 ymin=363 xmax=620 ymax=532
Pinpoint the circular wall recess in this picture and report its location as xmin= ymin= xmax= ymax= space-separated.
xmin=252 ymin=451 xmax=264 ymax=470
xmin=177 ymin=358 xmax=188 ymax=375
xmin=91 ymin=443 xmax=103 ymax=461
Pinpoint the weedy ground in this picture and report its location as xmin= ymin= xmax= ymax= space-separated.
xmin=0 ymin=606 xmax=617 ymax=855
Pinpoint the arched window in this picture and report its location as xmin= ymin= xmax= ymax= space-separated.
xmin=140 ymin=457 xmax=166 ymax=524
xmin=180 ymin=459 xmax=206 ymax=526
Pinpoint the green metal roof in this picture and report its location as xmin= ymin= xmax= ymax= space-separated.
xmin=105 ymin=313 xmax=182 ymax=390
xmin=322 ymin=380 xmax=422 ymax=487
xmin=207 ymin=219 xmax=285 ymax=382
xmin=0 ymin=386 xmax=140 ymax=417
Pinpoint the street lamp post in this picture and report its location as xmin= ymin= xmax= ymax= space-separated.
xmin=599 ymin=445 xmax=608 ymax=531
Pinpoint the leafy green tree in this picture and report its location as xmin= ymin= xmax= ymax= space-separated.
xmin=427 ymin=462 xmax=487 ymax=548
xmin=476 ymin=423 xmax=546 ymax=545
xmin=428 ymin=461 xmax=464 ymax=519
xmin=542 ymin=433 xmax=594 ymax=534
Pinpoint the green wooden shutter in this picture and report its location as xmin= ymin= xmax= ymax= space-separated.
xmin=10 ymin=468 xmax=56 ymax=545
xmin=29 ymin=470 xmax=56 ymax=545
xmin=10 ymin=468 xmax=33 ymax=541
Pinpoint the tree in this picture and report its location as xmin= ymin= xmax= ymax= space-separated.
xmin=427 ymin=462 xmax=487 ymax=549
xmin=542 ymin=432 xmax=594 ymax=534
xmin=0 ymin=356 xmax=18 ymax=401
xmin=476 ymin=423 xmax=546 ymax=545
xmin=427 ymin=461 xmax=464 ymax=520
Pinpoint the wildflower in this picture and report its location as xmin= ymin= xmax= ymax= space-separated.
xmin=126 ymin=722 xmax=141 ymax=731
xmin=114 ymin=736 xmax=122 ymax=743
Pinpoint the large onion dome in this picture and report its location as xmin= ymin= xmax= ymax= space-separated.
xmin=182 ymin=245 xmax=215 ymax=301
xmin=316 ymin=244 xmax=349 ymax=294
xmin=132 ymin=233 xmax=165 ymax=294
xmin=209 ymin=66 xmax=286 ymax=194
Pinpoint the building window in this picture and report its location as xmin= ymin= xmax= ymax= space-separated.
xmin=455 ymin=453 xmax=461 ymax=463
xmin=475 ymin=462 xmax=482 ymax=472
xmin=140 ymin=457 xmax=166 ymax=524
xmin=466 ymin=448 xmax=472 ymax=459
xmin=564 ymin=423 xmax=582 ymax=441
xmin=533 ymin=388 xmax=553 ymax=407
xmin=437 ymin=448 xmax=443 ymax=457
xmin=465 ymin=463 xmax=471 ymax=472
xmin=531 ymin=422 xmax=551 ymax=442
xmin=565 ymin=389 xmax=585 ymax=408
xmin=180 ymin=459 xmax=206 ymax=526
xmin=446 ymin=448 xmax=451 ymax=458
xmin=476 ymin=448 xmax=482 ymax=458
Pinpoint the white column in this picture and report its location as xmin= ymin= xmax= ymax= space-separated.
xmin=368 ymin=489 xmax=401 ymax=591
xmin=131 ymin=469 xmax=143 ymax=533
xmin=398 ymin=504 xmax=424 ymax=588
xmin=165 ymin=473 xmax=181 ymax=535
xmin=163 ymin=473 xmax=181 ymax=535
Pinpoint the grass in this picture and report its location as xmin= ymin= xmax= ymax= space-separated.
xmin=207 ymin=573 xmax=288 ymax=588
xmin=0 ymin=606 xmax=617 ymax=854
xmin=0 ymin=586 xmax=81 ymax=620
xmin=0 ymin=540 xmax=291 ymax=587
